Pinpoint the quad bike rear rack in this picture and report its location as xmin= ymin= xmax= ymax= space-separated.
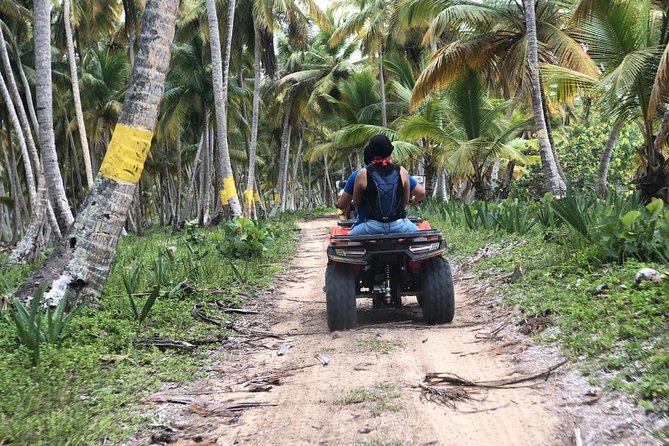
xmin=327 ymin=229 xmax=446 ymax=264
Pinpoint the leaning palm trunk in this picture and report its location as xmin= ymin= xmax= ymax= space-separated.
xmin=595 ymin=121 xmax=623 ymax=199
xmin=8 ymin=35 xmax=39 ymax=134
xmin=0 ymin=69 xmax=36 ymax=207
xmin=0 ymin=26 xmax=41 ymax=190
xmin=206 ymin=0 xmax=242 ymax=221
xmin=16 ymin=0 xmax=180 ymax=304
xmin=244 ymin=25 xmax=262 ymax=217
xmin=63 ymin=0 xmax=94 ymax=188
xmin=34 ymin=0 xmax=74 ymax=232
xmin=540 ymin=82 xmax=566 ymax=184
xmin=524 ymin=0 xmax=566 ymax=196
xmin=7 ymin=177 xmax=49 ymax=265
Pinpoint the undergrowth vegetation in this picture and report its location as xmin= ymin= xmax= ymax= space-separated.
xmin=421 ymin=195 xmax=669 ymax=415
xmin=0 ymin=217 xmax=298 ymax=445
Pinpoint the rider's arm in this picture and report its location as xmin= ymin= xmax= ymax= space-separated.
xmin=352 ymin=168 xmax=368 ymax=209
xmin=336 ymin=170 xmax=359 ymax=211
xmin=336 ymin=192 xmax=352 ymax=211
xmin=400 ymin=167 xmax=411 ymax=206
xmin=411 ymin=183 xmax=426 ymax=203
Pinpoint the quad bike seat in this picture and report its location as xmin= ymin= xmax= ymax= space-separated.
xmin=337 ymin=215 xmax=424 ymax=228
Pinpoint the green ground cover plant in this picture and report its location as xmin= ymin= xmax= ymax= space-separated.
xmin=422 ymin=196 xmax=669 ymax=414
xmin=0 ymin=217 xmax=298 ymax=445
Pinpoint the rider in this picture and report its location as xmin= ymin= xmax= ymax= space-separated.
xmin=348 ymin=135 xmax=419 ymax=235
xmin=337 ymin=141 xmax=425 ymax=227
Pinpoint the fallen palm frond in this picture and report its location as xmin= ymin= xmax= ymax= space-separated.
xmin=421 ymin=360 xmax=568 ymax=391
xmin=419 ymin=382 xmax=471 ymax=408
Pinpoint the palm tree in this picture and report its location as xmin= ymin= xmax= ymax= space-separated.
xmin=206 ymin=0 xmax=242 ymax=220
xmin=525 ymin=0 xmax=565 ymax=195
xmin=406 ymin=0 xmax=596 ymax=193
xmin=34 ymin=0 xmax=74 ymax=233
xmin=17 ymin=0 xmax=180 ymax=304
xmin=329 ymin=0 xmax=394 ymax=127
xmin=80 ymin=46 xmax=131 ymax=170
xmin=401 ymin=70 xmax=529 ymax=199
xmin=63 ymin=0 xmax=93 ymax=187
xmin=575 ymin=0 xmax=669 ymax=200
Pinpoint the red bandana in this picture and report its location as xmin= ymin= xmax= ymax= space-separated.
xmin=370 ymin=156 xmax=390 ymax=166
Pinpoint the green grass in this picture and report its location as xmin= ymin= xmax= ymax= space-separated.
xmin=337 ymin=383 xmax=402 ymax=415
xmin=0 ymin=218 xmax=299 ymax=445
xmin=426 ymin=210 xmax=669 ymax=414
xmin=353 ymin=336 xmax=404 ymax=354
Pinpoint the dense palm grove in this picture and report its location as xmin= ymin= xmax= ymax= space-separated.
xmin=1 ymin=1 xmax=669 ymax=442
xmin=2 ymin=0 xmax=669 ymax=248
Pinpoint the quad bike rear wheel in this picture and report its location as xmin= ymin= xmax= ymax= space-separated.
xmin=421 ymin=257 xmax=455 ymax=324
xmin=325 ymin=264 xmax=356 ymax=330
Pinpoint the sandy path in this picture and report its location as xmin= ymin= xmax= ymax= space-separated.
xmin=145 ymin=218 xmax=569 ymax=446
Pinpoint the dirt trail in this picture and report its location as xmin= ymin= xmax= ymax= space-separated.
xmin=145 ymin=218 xmax=573 ymax=445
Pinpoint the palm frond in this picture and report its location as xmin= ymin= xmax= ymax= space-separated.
xmin=410 ymin=34 xmax=498 ymax=109
xmin=649 ymin=40 xmax=669 ymax=118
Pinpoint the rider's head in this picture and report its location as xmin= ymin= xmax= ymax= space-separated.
xmin=367 ymin=135 xmax=394 ymax=161
xmin=363 ymin=145 xmax=373 ymax=165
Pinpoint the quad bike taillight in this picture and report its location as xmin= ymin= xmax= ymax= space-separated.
xmin=334 ymin=248 xmax=366 ymax=257
xmin=408 ymin=242 xmax=441 ymax=254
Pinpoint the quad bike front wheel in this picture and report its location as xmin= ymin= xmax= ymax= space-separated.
xmin=421 ymin=257 xmax=455 ymax=324
xmin=325 ymin=264 xmax=356 ymax=330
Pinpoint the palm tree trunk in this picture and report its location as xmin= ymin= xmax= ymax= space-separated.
xmin=379 ymin=49 xmax=387 ymax=127
xmin=280 ymin=123 xmax=292 ymax=212
xmin=244 ymin=24 xmax=262 ymax=217
xmin=123 ymin=0 xmax=136 ymax=67
xmin=185 ymin=130 xmax=204 ymax=222
xmin=63 ymin=0 xmax=94 ymax=188
xmin=1 ymin=130 xmax=23 ymax=238
xmin=595 ymin=121 xmax=623 ymax=199
xmin=0 ymin=180 xmax=11 ymax=243
xmin=7 ymin=180 xmax=48 ymax=265
xmin=0 ymin=69 xmax=37 ymax=208
xmin=5 ymin=126 xmax=29 ymax=228
xmin=16 ymin=0 xmax=180 ymax=304
xmin=173 ymin=135 xmax=182 ymax=229
xmin=206 ymin=0 xmax=242 ymax=221
xmin=524 ymin=0 xmax=566 ymax=196
xmin=9 ymin=36 xmax=39 ymax=134
xmin=277 ymin=97 xmax=292 ymax=211
xmin=540 ymin=81 xmax=566 ymax=184
xmin=324 ymin=155 xmax=333 ymax=206
xmin=199 ymin=123 xmax=211 ymax=226
xmin=0 ymin=26 xmax=41 ymax=190
xmin=290 ymin=126 xmax=304 ymax=210
xmin=34 ymin=0 xmax=74 ymax=232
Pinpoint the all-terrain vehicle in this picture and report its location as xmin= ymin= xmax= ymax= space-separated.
xmin=325 ymin=217 xmax=455 ymax=331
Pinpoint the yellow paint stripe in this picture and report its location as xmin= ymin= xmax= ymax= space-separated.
xmin=219 ymin=176 xmax=237 ymax=205
xmin=99 ymin=124 xmax=153 ymax=183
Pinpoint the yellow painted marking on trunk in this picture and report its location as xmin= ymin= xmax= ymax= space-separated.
xmin=243 ymin=189 xmax=254 ymax=206
xmin=253 ymin=192 xmax=261 ymax=203
xmin=273 ymin=193 xmax=281 ymax=203
xmin=99 ymin=124 xmax=153 ymax=183
xmin=219 ymin=176 xmax=237 ymax=205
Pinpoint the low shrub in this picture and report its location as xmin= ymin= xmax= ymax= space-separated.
xmin=215 ymin=217 xmax=275 ymax=258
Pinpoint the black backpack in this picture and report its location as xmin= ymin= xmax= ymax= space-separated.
xmin=365 ymin=164 xmax=406 ymax=222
